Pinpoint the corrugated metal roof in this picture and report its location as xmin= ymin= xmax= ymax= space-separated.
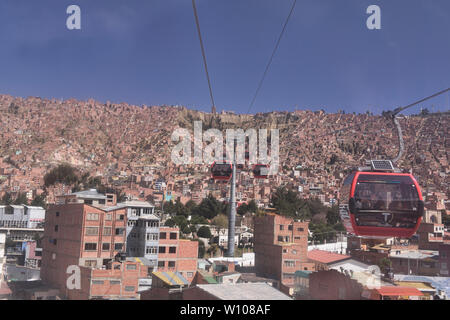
xmin=152 ymin=271 xmax=189 ymax=286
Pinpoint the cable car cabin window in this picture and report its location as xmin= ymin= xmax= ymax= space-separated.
xmin=211 ymin=163 xmax=232 ymax=179
xmin=353 ymin=175 xmax=421 ymax=229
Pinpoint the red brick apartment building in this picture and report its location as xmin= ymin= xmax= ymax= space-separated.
xmin=41 ymin=198 xmax=145 ymax=299
xmin=253 ymin=213 xmax=314 ymax=287
xmin=157 ymin=227 xmax=198 ymax=283
xmin=41 ymin=190 xmax=198 ymax=299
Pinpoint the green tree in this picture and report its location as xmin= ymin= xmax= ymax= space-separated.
xmin=0 ymin=192 xmax=13 ymax=205
xmin=192 ymin=194 xmax=222 ymax=219
xmin=44 ymin=163 xmax=79 ymax=187
xmin=185 ymin=200 xmax=198 ymax=215
xmin=212 ymin=214 xmax=228 ymax=235
xmin=190 ymin=215 xmax=208 ymax=225
xmin=31 ymin=194 xmax=47 ymax=208
xmin=197 ymin=240 xmax=205 ymax=258
xmin=197 ymin=226 xmax=212 ymax=238
xmin=14 ymin=192 xmax=28 ymax=205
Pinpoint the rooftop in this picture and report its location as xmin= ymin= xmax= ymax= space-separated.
xmin=196 ymin=283 xmax=292 ymax=300
xmin=307 ymin=249 xmax=351 ymax=264
xmin=70 ymin=189 xmax=107 ymax=199
xmin=373 ymin=286 xmax=424 ymax=297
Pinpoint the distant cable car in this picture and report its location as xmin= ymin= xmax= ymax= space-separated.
xmin=211 ymin=161 xmax=233 ymax=181
xmin=252 ymin=164 xmax=269 ymax=179
xmin=339 ymin=160 xmax=424 ymax=238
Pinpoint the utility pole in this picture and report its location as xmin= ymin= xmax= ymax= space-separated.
xmin=226 ymin=140 xmax=237 ymax=257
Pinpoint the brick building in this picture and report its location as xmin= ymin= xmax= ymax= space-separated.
xmin=41 ymin=189 xmax=199 ymax=299
xmin=157 ymin=227 xmax=198 ymax=283
xmin=41 ymin=192 xmax=133 ymax=299
xmin=253 ymin=213 xmax=314 ymax=287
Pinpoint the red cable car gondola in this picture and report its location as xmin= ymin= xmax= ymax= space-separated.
xmin=211 ymin=161 xmax=233 ymax=181
xmin=252 ymin=164 xmax=269 ymax=179
xmin=339 ymin=160 xmax=424 ymax=238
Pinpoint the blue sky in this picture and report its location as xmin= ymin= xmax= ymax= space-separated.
xmin=0 ymin=0 xmax=449 ymax=114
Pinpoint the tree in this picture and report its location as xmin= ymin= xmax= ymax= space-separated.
xmin=212 ymin=214 xmax=228 ymax=235
xmin=14 ymin=192 xmax=28 ymax=205
xmin=379 ymin=258 xmax=392 ymax=274
xmin=197 ymin=240 xmax=205 ymax=258
xmin=237 ymin=200 xmax=257 ymax=216
xmin=0 ymin=192 xmax=13 ymax=205
xmin=31 ymin=194 xmax=47 ymax=208
xmin=44 ymin=163 xmax=79 ymax=187
xmin=271 ymin=187 xmax=303 ymax=218
xmin=190 ymin=215 xmax=208 ymax=225
xmin=185 ymin=200 xmax=198 ymax=215
xmin=197 ymin=226 xmax=212 ymax=238
xmin=174 ymin=200 xmax=189 ymax=217
xmin=192 ymin=194 xmax=222 ymax=219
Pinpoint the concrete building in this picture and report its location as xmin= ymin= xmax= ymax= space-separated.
xmin=182 ymin=282 xmax=292 ymax=300
xmin=253 ymin=213 xmax=314 ymax=287
xmin=417 ymin=209 xmax=445 ymax=251
xmin=124 ymin=200 xmax=159 ymax=268
xmin=0 ymin=205 xmax=45 ymax=229
xmin=0 ymin=231 xmax=5 ymax=281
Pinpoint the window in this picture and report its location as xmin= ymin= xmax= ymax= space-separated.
xmin=85 ymin=260 xmax=97 ymax=267
xmin=284 ymin=260 xmax=295 ymax=267
xmin=53 ymin=239 xmax=57 ymax=245
xmin=115 ymin=228 xmax=125 ymax=235
xmin=110 ymin=280 xmax=120 ymax=285
xmin=146 ymin=233 xmax=158 ymax=241
xmin=105 ymin=213 xmax=112 ymax=221
xmin=116 ymin=214 xmax=124 ymax=221
xmin=102 ymin=243 xmax=110 ymax=251
xmin=297 ymin=227 xmax=304 ymax=232
xmin=158 ymin=261 xmax=165 ymax=267
xmin=114 ymin=243 xmax=123 ymax=251
xmin=84 ymin=200 xmax=93 ymax=205
xmin=160 ymin=232 xmax=166 ymax=239
xmin=288 ymin=225 xmax=293 ymax=231
xmin=187 ymin=272 xmax=193 ymax=278
xmin=56 ymin=211 xmax=60 ymax=217
xmin=280 ymin=225 xmax=284 ymax=230
xmin=86 ymin=213 xmax=99 ymax=221
xmin=85 ymin=227 xmax=99 ymax=236
xmin=278 ymin=236 xmax=283 ymax=242
xmin=126 ymin=264 xmax=137 ymax=270
xmin=159 ymin=246 xmax=166 ymax=254
xmin=99 ymin=199 xmax=105 ymax=205
xmin=146 ymin=246 xmax=157 ymax=254
xmin=170 ymin=232 xmax=177 ymax=240
xmin=169 ymin=247 xmax=176 ymax=254
xmin=103 ymin=227 xmax=112 ymax=236
xmin=168 ymin=261 xmax=175 ymax=268
xmin=54 ymin=225 xmax=58 ymax=232
xmin=92 ymin=280 xmax=104 ymax=285
xmin=125 ymin=286 xmax=135 ymax=292
xmin=84 ymin=243 xmax=97 ymax=251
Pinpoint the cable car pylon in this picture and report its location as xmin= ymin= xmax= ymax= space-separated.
xmin=226 ymin=141 xmax=237 ymax=257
